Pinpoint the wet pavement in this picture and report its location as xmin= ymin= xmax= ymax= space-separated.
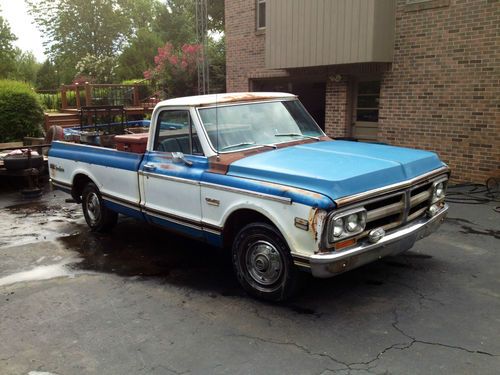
xmin=0 ymin=183 xmax=499 ymax=374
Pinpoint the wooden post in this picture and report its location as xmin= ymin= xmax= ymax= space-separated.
xmin=133 ymin=85 xmax=140 ymax=107
xmin=85 ymin=83 xmax=92 ymax=106
xmin=61 ymin=85 xmax=68 ymax=110
xmin=75 ymin=84 xmax=81 ymax=109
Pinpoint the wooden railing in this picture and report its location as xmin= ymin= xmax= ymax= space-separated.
xmin=59 ymin=81 xmax=162 ymax=110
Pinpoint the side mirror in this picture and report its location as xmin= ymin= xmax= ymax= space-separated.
xmin=171 ymin=152 xmax=193 ymax=167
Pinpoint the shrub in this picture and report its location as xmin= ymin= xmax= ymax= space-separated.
xmin=38 ymin=92 xmax=62 ymax=112
xmin=0 ymin=80 xmax=44 ymax=142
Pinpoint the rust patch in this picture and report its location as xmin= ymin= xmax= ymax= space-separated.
xmin=159 ymin=163 xmax=180 ymax=170
xmin=309 ymin=208 xmax=327 ymax=243
xmin=199 ymin=93 xmax=297 ymax=106
xmin=207 ymin=136 xmax=331 ymax=175
xmin=257 ymin=180 xmax=324 ymax=200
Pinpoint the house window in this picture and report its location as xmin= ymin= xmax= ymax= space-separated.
xmin=257 ymin=0 xmax=266 ymax=30
xmin=356 ymin=81 xmax=380 ymax=123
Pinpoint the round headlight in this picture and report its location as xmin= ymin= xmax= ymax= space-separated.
xmin=435 ymin=182 xmax=445 ymax=198
xmin=333 ymin=218 xmax=344 ymax=237
xmin=345 ymin=214 xmax=360 ymax=232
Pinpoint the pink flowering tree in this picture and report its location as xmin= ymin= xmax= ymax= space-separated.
xmin=144 ymin=43 xmax=202 ymax=98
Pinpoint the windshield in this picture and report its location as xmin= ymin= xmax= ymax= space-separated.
xmin=198 ymin=100 xmax=324 ymax=152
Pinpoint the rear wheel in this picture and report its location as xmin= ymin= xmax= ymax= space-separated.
xmin=82 ymin=182 xmax=118 ymax=232
xmin=232 ymin=222 xmax=303 ymax=301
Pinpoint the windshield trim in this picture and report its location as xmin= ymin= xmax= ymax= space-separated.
xmin=195 ymin=98 xmax=326 ymax=155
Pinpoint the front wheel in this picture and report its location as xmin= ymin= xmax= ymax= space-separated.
xmin=232 ymin=222 xmax=303 ymax=301
xmin=81 ymin=182 xmax=118 ymax=232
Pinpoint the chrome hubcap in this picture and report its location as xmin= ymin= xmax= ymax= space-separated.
xmin=246 ymin=240 xmax=283 ymax=285
xmin=86 ymin=192 xmax=101 ymax=224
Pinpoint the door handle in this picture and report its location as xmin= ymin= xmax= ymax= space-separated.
xmin=143 ymin=163 xmax=156 ymax=171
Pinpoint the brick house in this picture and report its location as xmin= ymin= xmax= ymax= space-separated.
xmin=225 ymin=0 xmax=499 ymax=183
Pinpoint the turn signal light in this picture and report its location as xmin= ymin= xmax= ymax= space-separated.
xmin=335 ymin=238 xmax=356 ymax=251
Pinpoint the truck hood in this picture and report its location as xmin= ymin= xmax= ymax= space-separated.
xmin=227 ymin=140 xmax=446 ymax=202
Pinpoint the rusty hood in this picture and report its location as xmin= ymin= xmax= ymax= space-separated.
xmin=226 ymin=140 xmax=446 ymax=202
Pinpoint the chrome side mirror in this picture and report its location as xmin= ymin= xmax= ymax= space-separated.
xmin=171 ymin=152 xmax=193 ymax=167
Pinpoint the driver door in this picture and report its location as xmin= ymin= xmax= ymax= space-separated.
xmin=140 ymin=108 xmax=206 ymax=239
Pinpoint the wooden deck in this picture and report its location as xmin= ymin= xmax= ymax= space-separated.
xmin=44 ymin=107 xmax=155 ymax=130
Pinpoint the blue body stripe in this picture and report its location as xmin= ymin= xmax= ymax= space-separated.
xmin=51 ymin=140 xmax=446 ymax=211
xmin=142 ymin=151 xmax=334 ymax=209
xmin=200 ymin=172 xmax=334 ymax=209
xmin=146 ymin=214 xmax=205 ymax=240
xmin=103 ymin=200 xmax=146 ymax=221
xmin=49 ymin=142 xmax=144 ymax=171
xmin=102 ymin=199 xmax=221 ymax=244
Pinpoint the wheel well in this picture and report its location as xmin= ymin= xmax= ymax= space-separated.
xmin=72 ymin=174 xmax=93 ymax=203
xmin=222 ymin=209 xmax=274 ymax=250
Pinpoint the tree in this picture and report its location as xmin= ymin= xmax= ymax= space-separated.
xmin=208 ymin=36 xmax=225 ymax=93
xmin=0 ymin=13 xmax=17 ymax=78
xmin=144 ymin=43 xmax=201 ymax=98
xmin=116 ymin=28 xmax=163 ymax=81
xmin=153 ymin=0 xmax=196 ymax=48
xmin=26 ymin=0 xmax=131 ymax=82
xmin=75 ymin=54 xmax=118 ymax=83
xmin=35 ymin=60 xmax=61 ymax=90
xmin=11 ymin=50 xmax=41 ymax=84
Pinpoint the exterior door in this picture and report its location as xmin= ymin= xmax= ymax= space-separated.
xmin=140 ymin=108 xmax=207 ymax=239
xmin=353 ymin=81 xmax=380 ymax=142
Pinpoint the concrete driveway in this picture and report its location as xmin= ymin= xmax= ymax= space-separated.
xmin=0 ymin=184 xmax=499 ymax=374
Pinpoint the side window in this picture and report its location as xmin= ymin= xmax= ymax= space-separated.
xmin=153 ymin=110 xmax=203 ymax=155
xmin=256 ymin=0 xmax=266 ymax=30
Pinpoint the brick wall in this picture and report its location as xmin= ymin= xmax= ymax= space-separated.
xmin=325 ymin=78 xmax=350 ymax=138
xmin=379 ymin=0 xmax=500 ymax=183
xmin=225 ymin=0 xmax=288 ymax=92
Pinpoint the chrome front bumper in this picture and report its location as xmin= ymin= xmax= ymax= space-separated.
xmin=307 ymin=204 xmax=449 ymax=278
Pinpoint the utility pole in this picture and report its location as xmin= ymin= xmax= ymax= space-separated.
xmin=195 ymin=0 xmax=210 ymax=95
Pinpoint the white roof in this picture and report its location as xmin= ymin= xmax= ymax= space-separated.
xmin=157 ymin=92 xmax=297 ymax=107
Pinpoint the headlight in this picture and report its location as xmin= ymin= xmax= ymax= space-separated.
xmin=345 ymin=213 xmax=366 ymax=232
xmin=434 ymin=182 xmax=445 ymax=198
xmin=329 ymin=208 xmax=367 ymax=242
xmin=333 ymin=218 xmax=344 ymax=237
xmin=432 ymin=180 xmax=447 ymax=202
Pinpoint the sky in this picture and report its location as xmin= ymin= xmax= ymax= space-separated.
xmin=0 ymin=0 xmax=46 ymax=62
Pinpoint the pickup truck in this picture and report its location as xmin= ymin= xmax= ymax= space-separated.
xmin=49 ymin=92 xmax=449 ymax=301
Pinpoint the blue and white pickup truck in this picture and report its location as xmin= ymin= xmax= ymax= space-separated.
xmin=49 ymin=92 xmax=449 ymax=300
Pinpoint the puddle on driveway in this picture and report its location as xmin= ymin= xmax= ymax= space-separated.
xmin=0 ymin=258 xmax=82 ymax=287
xmin=0 ymin=199 xmax=83 ymax=248
xmin=58 ymin=218 xmax=242 ymax=296
xmin=1 ymin=196 xmax=242 ymax=295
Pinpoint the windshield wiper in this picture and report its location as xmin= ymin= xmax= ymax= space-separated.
xmin=220 ymin=142 xmax=277 ymax=151
xmin=274 ymin=133 xmax=320 ymax=141
xmin=221 ymin=142 xmax=256 ymax=151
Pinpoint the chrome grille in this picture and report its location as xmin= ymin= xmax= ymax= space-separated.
xmin=362 ymin=180 xmax=435 ymax=236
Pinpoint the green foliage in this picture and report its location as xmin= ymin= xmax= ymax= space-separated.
xmin=121 ymin=79 xmax=146 ymax=85
xmin=11 ymin=51 xmax=41 ymax=84
xmin=208 ymin=36 xmax=226 ymax=93
xmin=26 ymin=0 xmax=132 ymax=83
xmin=37 ymin=92 xmax=61 ymax=112
xmin=26 ymin=0 xmax=227 ymax=93
xmin=116 ymin=29 xmax=163 ymax=81
xmin=0 ymin=80 xmax=44 ymax=142
xmin=153 ymin=0 xmax=196 ymax=48
xmin=145 ymin=43 xmax=201 ymax=98
xmin=0 ymin=14 xmax=17 ymax=78
xmin=35 ymin=60 xmax=60 ymax=90
xmin=75 ymin=54 xmax=118 ymax=83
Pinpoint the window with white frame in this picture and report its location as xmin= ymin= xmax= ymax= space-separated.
xmin=257 ymin=0 xmax=266 ymax=30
